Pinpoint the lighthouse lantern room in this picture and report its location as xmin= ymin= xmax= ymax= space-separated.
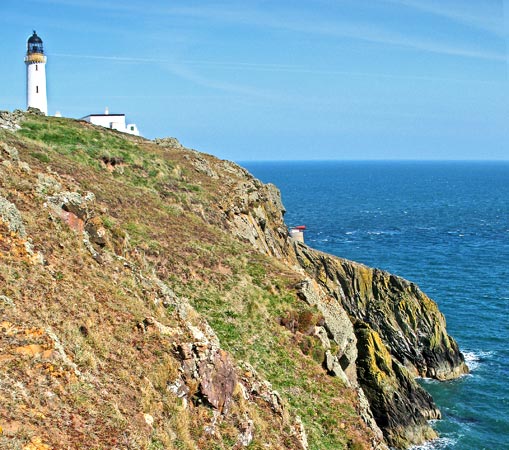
xmin=25 ymin=30 xmax=48 ymax=115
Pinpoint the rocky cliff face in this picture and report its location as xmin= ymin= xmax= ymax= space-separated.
xmin=0 ymin=111 xmax=467 ymax=450
xmin=0 ymin=128 xmax=314 ymax=449
xmin=199 ymin=146 xmax=469 ymax=448
xmin=293 ymin=245 xmax=468 ymax=378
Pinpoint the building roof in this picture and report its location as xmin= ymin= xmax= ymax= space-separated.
xmin=28 ymin=31 xmax=43 ymax=44
xmin=82 ymin=114 xmax=125 ymax=118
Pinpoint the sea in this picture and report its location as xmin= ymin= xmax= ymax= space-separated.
xmin=242 ymin=161 xmax=509 ymax=450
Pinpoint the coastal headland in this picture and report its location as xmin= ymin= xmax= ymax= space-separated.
xmin=0 ymin=111 xmax=468 ymax=449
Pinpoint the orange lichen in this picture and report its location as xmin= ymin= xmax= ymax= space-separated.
xmin=23 ymin=436 xmax=52 ymax=450
xmin=0 ymin=221 xmax=40 ymax=264
xmin=24 ymin=327 xmax=46 ymax=338
xmin=14 ymin=344 xmax=53 ymax=358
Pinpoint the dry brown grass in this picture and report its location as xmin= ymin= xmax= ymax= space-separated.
xmin=0 ymin=115 xmax=378 ymax=450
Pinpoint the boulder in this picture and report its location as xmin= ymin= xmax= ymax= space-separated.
xmin=0 ymin=110 xmax=24 ymax=131
xmin=46 ymin=191 xmax=95 ymax=222
xmin=154 ymin=137 xmax=184 ymax=149
xmin=198 ymin=349 xmax=237 ymax=413
xmin=84 ymin=216 xmax=107 ymax=247
xmin=0 ymin=195 xmax=26 ymax=237
xmin=1 ymin=143 xmax=19 ymax=161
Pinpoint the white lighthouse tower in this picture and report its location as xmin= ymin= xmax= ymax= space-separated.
xmin=25 ymin=31 xmax=48 ymax=115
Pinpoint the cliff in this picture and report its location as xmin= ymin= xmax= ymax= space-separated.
xmin=0 ymin=111 xmax=467 ymax=449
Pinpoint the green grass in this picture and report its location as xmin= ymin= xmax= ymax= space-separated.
xmin=186 ymin=274 xmax=367 ymax=450
xmin=1 ymin=112 xmax=375 ymax=449
xmin=246 ymin=261 xmax=267 ymax=287
xmin=18 ymin=116 xmax=191 ymax=194
xmin=19 ymin=116 xmax=137 ymax=154
xmin=29 ymin=151 xmax=50 ymax=163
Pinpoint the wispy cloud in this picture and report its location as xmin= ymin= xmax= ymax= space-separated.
xmin=261 ymin=16 xmax=506 ymax=62
xmin=50 ymin=52 xmax=505 ymax=85
xmin=384 ymin=0 xmax=506 ymax=37
xmin=49 ymin=52 xmax=278 ymax=99
xmin=29 ymin=0 xmax=507 ymax=62
xmin=160 ymin=61 xmax=276 ymax=100
xmin=126 ymin=3 xmax=506 ymax=62
xmin=50 ymin=53 xmax=160 ymax=63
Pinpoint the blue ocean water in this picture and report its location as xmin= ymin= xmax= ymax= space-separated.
xmin=242 ymin=161 xmax=509 ymax=450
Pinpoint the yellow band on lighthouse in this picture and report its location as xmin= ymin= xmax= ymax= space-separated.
xmin=25 ymin=53 xmax=46 ymax=63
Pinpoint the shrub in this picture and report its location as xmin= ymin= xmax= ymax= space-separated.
xmin=30 ymin=151 xmax=50 ymax=163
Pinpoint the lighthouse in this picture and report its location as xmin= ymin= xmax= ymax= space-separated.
xmin=25 ymin=31 xmax=48 ymax=115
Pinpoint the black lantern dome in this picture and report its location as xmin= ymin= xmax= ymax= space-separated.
xmin=27 ymin=30 xmax=44 ymax=55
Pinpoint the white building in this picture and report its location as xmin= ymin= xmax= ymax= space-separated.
xmin=289 ymin=225 xmax=306 ymax=243
xmin=82 ymin=108 xmax=140 ymax=136
xmin=23 ymin=31 xmax=139 ymax=133
xmin=25 ymin=31 xmax=48 ymax=115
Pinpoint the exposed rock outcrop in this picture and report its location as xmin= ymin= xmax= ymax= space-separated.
xmin=155 ymin=136 xmax=185 ymax=149
xmin=0 ymin=112 xmax=470 ymax=449
xmin=188 ymin=148 xmax=467 ymax=448
xmin=174 ymin=326 xmax=237 ymax=414
xmin=216 ymin=164 xmax=467 ymax=447
xmin=296 ymin=278 xmax=357 ymax=385
xmin=27 ymin=107 xmax=45 ymax=116
xmin=214 ymin=162 xmax=289 ymax=258
xmin=355 ymin=322 xmax=440 ymax=448
xmin=293 ymin=243 xmax=468 ymax=381
xmin=0 ymin=195 xmax=27 ymax=237
xmin=0 ymin=110 xmax=24 ymax=131
xmin=290 ymin=242 xmax=468 ymax=447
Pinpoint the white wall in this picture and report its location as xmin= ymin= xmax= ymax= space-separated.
xmin=84 ymin=115 xmax=127 ymax=130
xmin=26 ymin=61 xmax=47 ymax=115
xmin=83 ymin=115 xmax=140 ymax=136
xmin=126 ymin=123 xmax=139 ymax=136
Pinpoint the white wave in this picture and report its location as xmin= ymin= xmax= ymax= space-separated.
xmin=366 ymin=230 xmax=401 ymax=236
xmin=463 ymin=350 xmax=494 ymax=371
xmin=409 ymin=436 xmax=457 ymax=450
xmin=416 ymin=376 xmax=439 ymax=384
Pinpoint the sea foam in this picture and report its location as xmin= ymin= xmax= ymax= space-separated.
xmin=409 ymin=437 xmax=458 ymax=450
xmin=463 ymin=351 xmax=493 ymax=371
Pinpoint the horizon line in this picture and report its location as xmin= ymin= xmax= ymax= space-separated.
xmin=237 ymin=159 xmax=509 ymax=163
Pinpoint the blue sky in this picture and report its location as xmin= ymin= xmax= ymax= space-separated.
xmin=0 ymin=0 xmax=508 ymax=160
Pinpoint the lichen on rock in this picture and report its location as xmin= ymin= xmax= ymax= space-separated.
xmin=0 ymin=110 xmax=24 ymax=131
xmin=355 ymin=322 xmax=440 ymax=448
xmin=154 ymin=136 xmax=184 ymax=149
xmin=290 ymin=241 xmax=467 ymax=447
xmin=293 ymin=242 xmax=468 ymax=380
xmin=0 ymin=113 xmax=471 ymax=449
xmin=0 ymin=195 xmax=26 ymax=237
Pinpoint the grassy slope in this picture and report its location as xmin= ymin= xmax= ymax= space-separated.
xmin=0 ymin=115 xmax=375 ymax=449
